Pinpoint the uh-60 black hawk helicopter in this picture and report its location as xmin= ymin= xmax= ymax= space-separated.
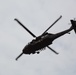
xmin=14 ymin=15 xmax=76 ymax=61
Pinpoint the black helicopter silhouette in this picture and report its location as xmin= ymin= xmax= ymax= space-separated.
xmin=14 ymin=15 xmax=76 ymax=60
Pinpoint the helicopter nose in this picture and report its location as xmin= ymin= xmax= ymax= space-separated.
xmin=23 ymin=48 xmax=31 ymax=54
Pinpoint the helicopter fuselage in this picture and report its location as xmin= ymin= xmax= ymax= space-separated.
xmin=23 ymin=26 xmax=73 ymax=54
xmin=23 ymin=33 xmax=54 ymax=54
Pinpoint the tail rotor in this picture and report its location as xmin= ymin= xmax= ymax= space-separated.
xmin=70 ymin=20 xmax=76 ymax=33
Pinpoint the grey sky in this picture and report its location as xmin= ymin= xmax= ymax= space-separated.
xmin=0 ymin=0 xmax=76 ymax=75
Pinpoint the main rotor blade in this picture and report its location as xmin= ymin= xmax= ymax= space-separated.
xmin=47 ymin=46 xmax=59 ymax=54
xmin=14 ymin=18 xmax=36 ymax=38
xmin=42 ymin=15 xmax=62 ymax=35
xmin=15 ymin=52 xmax=23 ymax=61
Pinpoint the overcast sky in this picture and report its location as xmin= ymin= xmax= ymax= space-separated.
xmin=0 ymin=0 xmax=76 ymax=75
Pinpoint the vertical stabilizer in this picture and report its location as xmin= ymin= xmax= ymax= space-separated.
xmin=71 ymin=20 xmax=76 ymax=33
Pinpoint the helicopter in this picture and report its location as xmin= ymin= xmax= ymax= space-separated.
xmin=14 ymin=15 xmax=76 ymax=60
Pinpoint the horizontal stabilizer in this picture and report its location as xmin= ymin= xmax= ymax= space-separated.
xmin=71 ymin=20 xmax=76 ymax=33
